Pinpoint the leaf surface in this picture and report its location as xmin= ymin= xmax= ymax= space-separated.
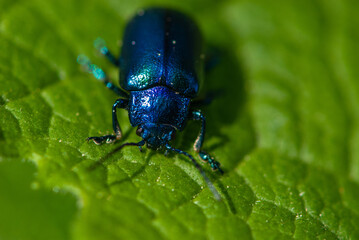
xmin=1 ymin=0 xmax=359 ymax=239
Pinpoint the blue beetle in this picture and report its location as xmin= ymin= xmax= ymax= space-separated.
xmin=78 ymin=8 xmax=223 ymax=199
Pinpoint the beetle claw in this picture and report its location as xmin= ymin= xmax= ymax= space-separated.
xmin=87 ymin=135 xmax=117 ymax=145
xmin=199 ymin=151 xmax=223 ymax=173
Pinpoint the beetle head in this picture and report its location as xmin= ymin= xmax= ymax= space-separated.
xmin=136 ymin=123 xmax=176 ymax=150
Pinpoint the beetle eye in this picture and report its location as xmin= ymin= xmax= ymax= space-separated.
xmin=136 ymin=127 xmax=143 ymax=136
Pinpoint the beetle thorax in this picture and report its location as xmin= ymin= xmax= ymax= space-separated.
xmin=128 ymin=86 xmax=191 ymax=131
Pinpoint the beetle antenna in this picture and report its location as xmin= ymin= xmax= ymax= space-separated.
xmin=110 ymin=140 xmax=146 ymax=156
xmin=165 ymin=144 xmax=221 ymax=201
xmin=90 ymin=140 xmax=146 ymax=170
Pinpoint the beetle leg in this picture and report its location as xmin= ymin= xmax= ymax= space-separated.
xmin=94 ymin=37 xmax=120 ymax=66
xmin=102 ymin=78 xmax=128 ymax=98
xmin=191 ymin=110 xmax=223 ymax=173
xmin=88 ymin=98 xmax=128 ymax=145
xmin=166 ymin=144 xmax=222 ymax=201
xmin=77 ymin=54 xmax=128 ymax=98
xmin=191 ymin=111 xmax=205 ymax=151
xmin=199 ymin=151 xmax=223 ymax=174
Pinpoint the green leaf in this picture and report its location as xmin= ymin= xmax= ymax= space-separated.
xmin=0 ymin=160 xmax=77 ymax=240
xmin=1 ymin=0 xmax=359 ymax=239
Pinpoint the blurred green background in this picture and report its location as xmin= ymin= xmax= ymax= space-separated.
xmin=1 ymin=0 xmax=359 ymax=239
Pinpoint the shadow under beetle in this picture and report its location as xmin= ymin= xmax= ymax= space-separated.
xmin=78 ymin=8 xmax=223 ymax=200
